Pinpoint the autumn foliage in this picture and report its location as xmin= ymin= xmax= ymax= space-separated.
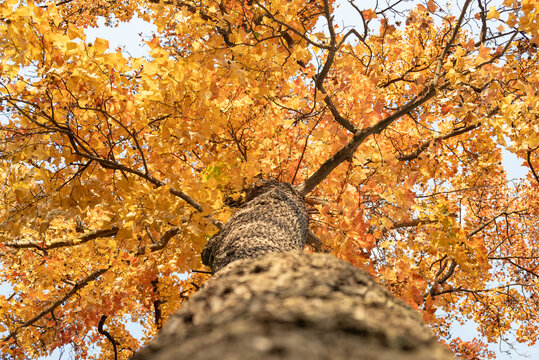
xmin=0 ymin=0 xmax=537 ymax=358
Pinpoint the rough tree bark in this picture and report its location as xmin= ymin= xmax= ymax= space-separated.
xmin=133 ymin=180 xmax=453 ymax=360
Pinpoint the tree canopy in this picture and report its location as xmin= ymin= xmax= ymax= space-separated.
xmin=0 ymin=0 xmax=537 ymax=359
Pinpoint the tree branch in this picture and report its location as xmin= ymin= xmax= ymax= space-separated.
xmin=4 ymin=227 xmax=119 ymax=250
xmin=3 ymin=267 xmax=110 ymax=342
xmin=74 ymin=151 xmax=200 ymax=208
xmin=467 ymin=209 xmax=526 ymax=238
xmin=151 ymin=279 xmax=164 ymax=330
xmin=254 ymin=1 xmax=331 ymax=50
xmin=318 ymin=83 xmax=358 ymax=133
xmin=527 ymin=148 xmax=539 ymax=184
xmin=306 ymin=228 xmax=326 ymax=252
xmin=425 ymin=259 xmax=457 ymax=298
xmin=136 ymin=227 xmax=181 ymax=255
xmin=432 ymin=0 xmax=472 ymax=85
xmin=498 ymin=258 xmax=539 ymax=279
xmin=397 ymin=123 xmax=481 ymax=161
xmin=298 ymin=84 xmax=441 ymax=195
xmin=98 ymin=315 xmax=119 ymax=360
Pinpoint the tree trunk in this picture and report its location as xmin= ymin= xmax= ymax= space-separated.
xmin=133 ymin=180 xmax=452 ymax=360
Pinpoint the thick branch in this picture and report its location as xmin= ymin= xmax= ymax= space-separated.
xmin=426 ymin=259 xmax=457 ymax=298
xmin=312 ymin=0 xmax=359 ymax=134
xmin=4 ymin=227 xmax=119 ymax=250
xmin=392 ymin=218 xmax=437 ymax=229
xmin=298 ymin=85 xmax=441 ymax=195
xmin=318 ymin=83 xmax=358 ymax=133
xmin=151 ymin=279 xmax=164 ymax=330
xmin=368 ymin=217 xmax=438 ymax=236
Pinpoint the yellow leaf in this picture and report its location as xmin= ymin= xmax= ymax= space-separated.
xmin=92 ymin=38 xmax=109 ymax=53
xmin=486 ymin=6 xmax=499 ymax=20
xmin=476 ymin=44 xmax=491 ymax=61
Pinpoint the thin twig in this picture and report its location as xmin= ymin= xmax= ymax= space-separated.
xmin=527 ymin=148 xmax=539 ymax=184
xmin=98 ymin=315 xmax=118 ymax=360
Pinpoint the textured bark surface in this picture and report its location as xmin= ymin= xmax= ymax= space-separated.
xmin=133 ymin=180 xmax=453 ymax=359
xmin=201 ymin=179 xmax=309 ymax=273
xmin=133 ymin=252 xmax=453 ymax=360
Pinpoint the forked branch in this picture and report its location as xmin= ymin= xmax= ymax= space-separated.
xmin=298 ymin=84 xmax=441 ymax=195
xmin=297 ymin=0 xmax=484 ymax=195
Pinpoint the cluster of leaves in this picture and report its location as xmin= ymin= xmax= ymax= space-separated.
xmin=0 ymin=0 xmax=537 ymax=359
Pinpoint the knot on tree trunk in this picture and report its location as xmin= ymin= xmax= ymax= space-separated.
xmin=201 ymin=179 xmax=309 ymax=273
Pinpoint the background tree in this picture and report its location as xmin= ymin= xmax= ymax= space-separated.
xmin=0 ymin=0 xmax=537 ymax=359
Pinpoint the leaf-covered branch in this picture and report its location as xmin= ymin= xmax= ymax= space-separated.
xmin=3 ymin=267 xmax=110 ymax=343
xmin=4 ymin=227 xmax=119 ymax=250
xmin=298 ymin=83 xmax=441 ymax=195
xmin=397 ymin=123 xmax=481 ymax=161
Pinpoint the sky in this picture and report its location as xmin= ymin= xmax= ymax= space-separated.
xmin=0 ymin=0 xmax=535 ymax=359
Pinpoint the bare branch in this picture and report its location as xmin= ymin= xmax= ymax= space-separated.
xmin=432 ymin=0 xmax=472 ymax=85
xmin=476 ymin=0 xmax=488 ymax=43
xmin=98 ymin=315 xmax=119 ymax=360
xmin=527 ymin=148 xmax=539 ymax=184
xmin=468 ymin=209 xmax=527 ymax=238
xmin=500 ymin=258 xmax=539 ymax=279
